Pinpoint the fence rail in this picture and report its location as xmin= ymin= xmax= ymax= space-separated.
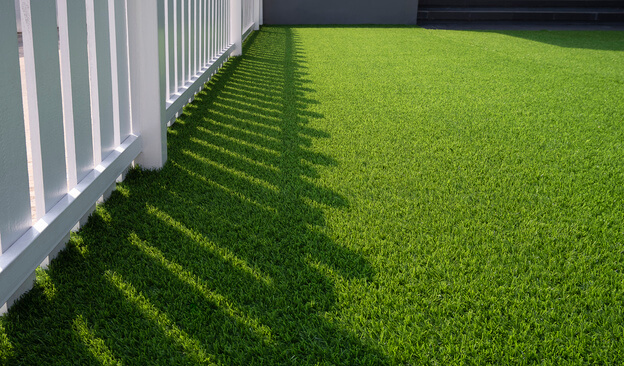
xmin=0 ymin=0 xmax=261 ymax=314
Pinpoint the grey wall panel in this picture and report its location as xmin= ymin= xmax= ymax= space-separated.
xmin=264 ymin=0 xmax=419 ymax=25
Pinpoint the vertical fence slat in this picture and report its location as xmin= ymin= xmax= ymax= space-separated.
xmin=184 ymin=0 xmax=190 ymax=82
xmin=0 ymin=0 xmax=31 ymax=253
xmin=217 ymin=0 xmax=221 ymax=52
xmin=222 ymin=0 xmax=226 ymax=50
xmin=227 ymin=0 xmax=231 ymax=48
xmin=85 ymin=0 xmax=101 ymax=166
xmin=167 ymin=0 xmax=175 ymax=99
xmin=178 ymin=0 xmax=184 ymax=92
xmin=230 ymin=0 xmax=242 ymax=56
xmin=202 ymin=0 xmax=207 ymax=66
xmin=228 ymin=0 xmax=233 ymax=49
xmin=58 ymin=0 xmax=94 ymax=187
xmin=194 ymin=0 xmax=199 ymax=75
xmin=184 ymin=0 xmax=190 ymax=83
xmin=219 ymin=0 xmax=222 ymax=51
xmin=165 ymin=0 xmax=169 ymax=98
xmin=198 ymin=0 xmax=202 ymax=70
xmin=188 ymin=0 xmax=192 ymax=82
xmin=207 ymin=0 xmax=210 ymax=60
xmin=242 ymin=0 xmax=248 ymax=32
xmin=200 ymin=0 xmax=204 ymax=69
xmin=114 ymin=0 xmax=132 ymax=140
xmin=211 ymin=0 xmax=215 ymax=58
xmin=213 ymin=0 xmax=216 ymax=58
xmin=210 ymin=0 xmax=214 ymax=60
xmin=58 ymin=0 xmax=77 ymax=190
xmin=196 ymin=0 xmax=200 ymax=73
xmin=188 ymin=0 xmax=194 ymax=78
xmin=215 ymin=0 xmax=218 ymax=57
xmin=108 ymin=0 xmax=122 ymax=148
xmin=93 ymin=0 xmax=115 ymax=161
xmin=253 ymin=0 xmax=259 ymax=30
xmin=20 ymin=0 xmax=68 ymax=218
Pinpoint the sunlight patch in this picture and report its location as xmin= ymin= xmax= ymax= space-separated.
xmin=306 ymin=254 xmax=343 ymax=284
xmin=213 ymin=101 xmax=283 ymax=123
xmin=182 ymin=150 xmax=280 ymax=193
xmin=145 ymin=204 xmax=274 ymax=286
xmin=95 ymin=207 xmax=113 ymax=224
xmin=196 ymin=125 xmax=281 ymax=155
xmin=205 ymin=112 xmax=281 ymax=137
xmin=73 ymin=315 xmax=122 ymax=366
xmin=223 ymin=81 xmax=285 ymax=100
xmin=171 ymin=161 xmax=277 ymax=214
xmin=189 ymin=137 xmax=280 ymax=172
xmin=220 ymin=88 xmax=283 ymax=109
xmin=0 ymin=322 xmax=14 ymax=360
xmin=128 ymin=232 xmax=274 ymax=344
xmin=114 ymin=185 xmax=130 ymax=198
xmin=104 ymin=271 xmax=215 ymax=364
xmin=34 ymin=269 xmax=57 ymax=302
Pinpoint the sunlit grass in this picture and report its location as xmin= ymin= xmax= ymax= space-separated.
xmin=145 ymin=205 xmax=273 ymax=286
xmin=104 ymin=270 xmax=214 ymax=363
xmin=1 ymin=26 xmax=624 ymax=365
xmin=73 ymin=315 xmax=121 ymax=365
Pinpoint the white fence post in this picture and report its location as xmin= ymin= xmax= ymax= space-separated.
xmin=230 ymin=0 xmax=242 ymax=56
xmin=259 ymin=0 xmax=263 ymax=25
xmin=253 ymin=0 xmax=259 ymax=30
xmin=127 ymin=0 xmax=167 ymax=169
xmin=0 ymin=0 xmax=31 ymax=254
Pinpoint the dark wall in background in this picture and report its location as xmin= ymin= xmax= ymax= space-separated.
xmin=263 ymin=0 xmax=420 ymax=25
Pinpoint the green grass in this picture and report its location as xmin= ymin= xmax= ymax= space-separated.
xmin=2 ymin=26 xmax=624 ymax=365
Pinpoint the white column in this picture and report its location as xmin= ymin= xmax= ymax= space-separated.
xmin=127 ymin=0 xmax=167 ymax=168
xmin=230 ymin=0 xmax=242 ymax=56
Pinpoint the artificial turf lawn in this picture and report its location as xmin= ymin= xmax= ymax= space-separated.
xmin=2 ymin=26 xmax=624 ymax=365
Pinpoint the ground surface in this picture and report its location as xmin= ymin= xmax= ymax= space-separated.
xmin=2 ymin=26 xmax=624 ymax=365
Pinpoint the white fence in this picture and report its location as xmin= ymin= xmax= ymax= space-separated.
xmin=242 ymin=0 xmax=260 ymax=39
xmin=0 ymin=0 xmax=261 ymax=314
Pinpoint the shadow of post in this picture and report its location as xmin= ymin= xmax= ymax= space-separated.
xmin=0 ymin=27 xmax=389 ymax=365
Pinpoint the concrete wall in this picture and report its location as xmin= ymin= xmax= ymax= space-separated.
xmin=263 ymin=0 xmax=419 ymax=25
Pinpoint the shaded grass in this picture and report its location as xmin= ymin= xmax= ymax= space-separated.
xmin=2 ymin=26 xmax=624 ymax=365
